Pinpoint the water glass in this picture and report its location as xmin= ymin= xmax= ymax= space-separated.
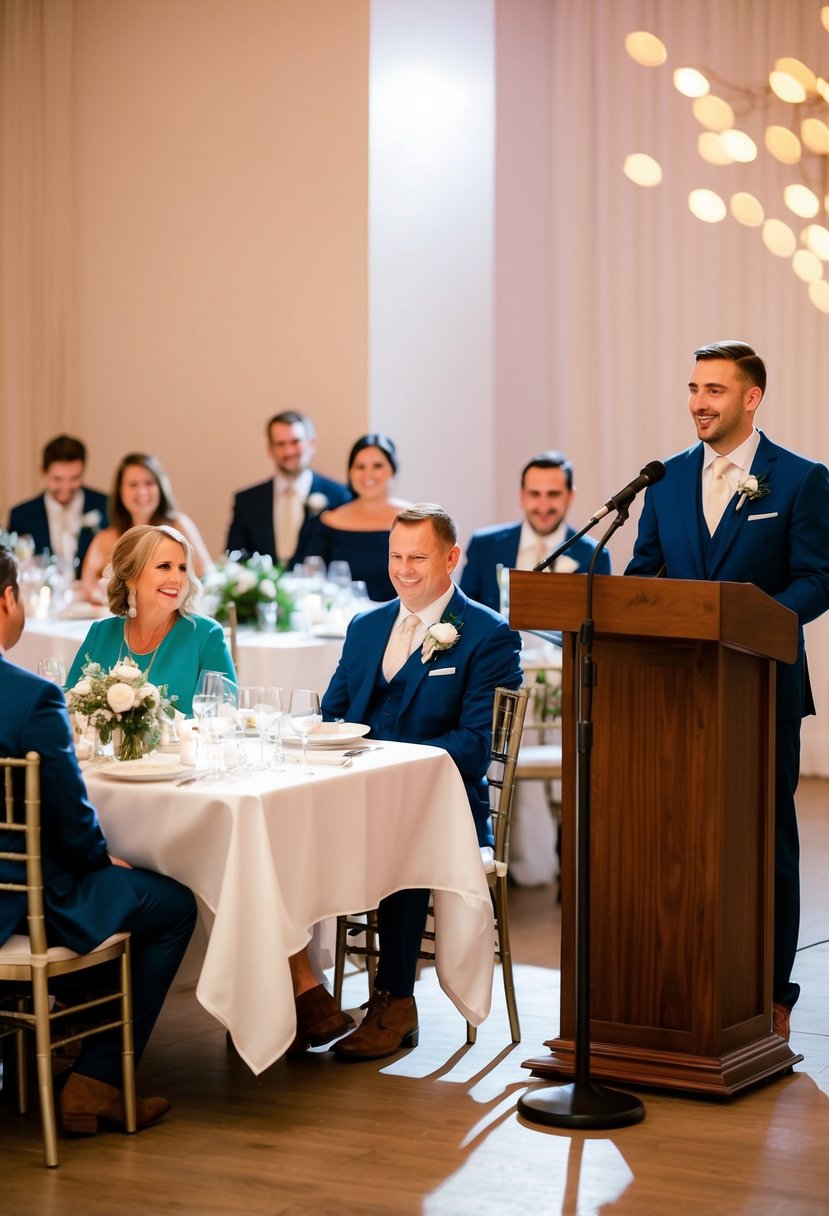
xmin=38 ymin=657 xmax=66 ymax=687
xmin=288 ymin=689 xmax=322 ymax=774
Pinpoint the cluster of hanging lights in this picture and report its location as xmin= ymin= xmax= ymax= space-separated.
xmin=623 ymin=12 xmax=829 ymax=314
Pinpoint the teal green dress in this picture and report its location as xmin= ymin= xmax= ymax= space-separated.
xmin=65 ymin=614 xmax=236 ymax=717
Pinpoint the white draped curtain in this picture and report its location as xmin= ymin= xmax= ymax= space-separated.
xmin=0 ymin=0 xmax=74 ymax=506
xmin=494 ymin=0 xmax=829 ymax=773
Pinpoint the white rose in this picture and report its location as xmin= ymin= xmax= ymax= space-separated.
xmin=73 ymin=678 xmax=92 ymax=697
xmin=258 ymin=578 xmax=277 ymax=599
xmin=73 ymin=711 xmax=88 ymax=734
xmin=306 ymin=492 xmax=329 ymax=515
xmin=113 ymin=662 xmax=142 ymax=682
xmin=743 ymin=475 xmax=758 ymax=494
xmin=233 ymin=569 xmax=258 ymax=595
xmin=107 ymin=683 xmax=136 ymax=713
xmin=429 ymin=622 xmax=459 ymax=646
xmin=80 ymin=509 xmax=102 ymax=531
xmin=140 ymin=683 xmax=159 ymax=702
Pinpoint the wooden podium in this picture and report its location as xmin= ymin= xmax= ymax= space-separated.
xmin=510 ymin=571 xmax=803 ymax=1095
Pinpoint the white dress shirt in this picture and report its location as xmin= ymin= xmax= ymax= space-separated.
xmin=701 ymin=428 xmax=761 ymax=504
xmin=44 ymin=490 xmax=84 ymax=563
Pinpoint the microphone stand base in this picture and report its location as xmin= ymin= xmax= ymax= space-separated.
xmin=517 ymin=1080 xmax=645 ymax=1130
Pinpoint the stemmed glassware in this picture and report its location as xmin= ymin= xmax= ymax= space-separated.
xmin=38 ymin=657 xmax=66 ymax=687
xmin=237 ymin=686 xmax=283 ymax=770
xmin=193 ymin=671 xmax=237 ymax=772
xmin=288 ymin=689 xmax=322 ymax=774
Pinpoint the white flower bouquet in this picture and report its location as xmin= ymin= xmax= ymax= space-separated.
xmin=202 ymin=553 xmax=294 ymax=626
xmin=65 ymin=657 xmax=178 ymax=761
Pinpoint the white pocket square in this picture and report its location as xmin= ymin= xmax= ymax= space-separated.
xmin=428 ymin=667 xmax=456 ymax=676
xmin=747 ymin=512 xmax=778 ymax=521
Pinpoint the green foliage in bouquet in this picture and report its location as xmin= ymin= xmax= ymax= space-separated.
xmin=65 ymin=657 xmax=178 ymax=761
xmin=202 ymin=554 xmax=294 ymax=627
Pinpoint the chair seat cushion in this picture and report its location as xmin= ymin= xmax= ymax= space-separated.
xmin=0 ymin=931 xmax=129 ymax=966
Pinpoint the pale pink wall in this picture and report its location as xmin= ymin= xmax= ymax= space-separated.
xmin=72 ymin=0 xmax=369 ymax=555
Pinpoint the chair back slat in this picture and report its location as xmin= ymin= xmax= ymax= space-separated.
xmin=489 ymin=686 xmax=529 ymax=865
xmin=0 ymin=753 xmax=47 ymax=954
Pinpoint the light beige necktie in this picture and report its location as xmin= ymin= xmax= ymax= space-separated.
xmin=276 ymin=486 xmax=300 ymax=561
xmin=382 ymin=614 xmax=420 ymax=682
xmin=704 ymin=456 xmax=734 ymax=535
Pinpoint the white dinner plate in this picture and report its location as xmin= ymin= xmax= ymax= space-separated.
xmin=99 ymin=760 xmax=192 ymax=782
xmin=283 ymin=722 xmax=370 ymax=749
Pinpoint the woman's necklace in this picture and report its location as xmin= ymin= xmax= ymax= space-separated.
xmin=121 ymin=615 xmax=176 ymax=681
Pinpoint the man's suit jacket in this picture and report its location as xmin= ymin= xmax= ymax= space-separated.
xmin=460 ymin=522 xmax=612 ymax=613
xmin=0 ymin=657 xmax=142 ymax=952
xmin=322 ymin=585 xmax=523 ymax=843
xmin=626 ymin=431 xmax=829 ymax=719
xmin=225 ymin=471 xmax=352 ymax=564
xmin=8 ymin=487 xmax=108 ymax=568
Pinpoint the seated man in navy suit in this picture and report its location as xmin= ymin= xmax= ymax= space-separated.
xmin=7 ymin=434 xmax=108 ymax=570
xmin=460 ymin=450 xmax=611 ymax=613
xmin=225 ymin=410 xmax=351 ymax=566
xmin=0 ymin=545 xmax=197 ymax=1133
xmin=626 ymin=340 xmax=829 ymax=1043
xmin=322 ymin=505 xmax=522 ymax=1060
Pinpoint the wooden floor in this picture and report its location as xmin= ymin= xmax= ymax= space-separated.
xmin=2 ymin=779 xmax=828 ymax=1215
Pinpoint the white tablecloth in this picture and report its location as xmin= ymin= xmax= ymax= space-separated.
xmin=84 ymin=743 xmax=494 ymax=1074
xmin=13 ymin=617 xmax=343 ymax=695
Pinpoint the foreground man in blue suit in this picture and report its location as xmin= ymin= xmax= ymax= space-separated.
xmin=460 ymin=451 xmax=611 ymax=614
xmin=0 ymin=545 xmax=197 ymax=1134
xmin=323 ymin=505 xmax=522 ymax=1059
xmin=626 ymin=340 xmax=829 ymax=1043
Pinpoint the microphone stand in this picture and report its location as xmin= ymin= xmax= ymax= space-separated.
xmin=518 ymin=504 xmax=645 ymax=1130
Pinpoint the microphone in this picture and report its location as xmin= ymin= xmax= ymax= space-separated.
xmin=588 ymin=460 xmax=666 ymax=523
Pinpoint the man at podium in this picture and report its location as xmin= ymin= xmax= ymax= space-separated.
xmin=626 ymin=340 xmax=829 ymax=1044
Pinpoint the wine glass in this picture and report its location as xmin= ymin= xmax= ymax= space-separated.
xmin=327 ymin=560 xmax=352 ymax=590
xmin=38 ymin=657 xmax=66 ymax=687
xmin=288 ymin=689 xmax=322 ymax=774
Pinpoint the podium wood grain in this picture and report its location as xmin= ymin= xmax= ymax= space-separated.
xmin=510 ymin=571 xmax=801 ymax=1094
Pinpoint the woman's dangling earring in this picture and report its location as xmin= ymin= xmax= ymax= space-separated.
xmin=127 ymin=588 xmax=137 ymax=619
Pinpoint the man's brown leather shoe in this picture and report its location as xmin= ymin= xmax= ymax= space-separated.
xmin=59 ymin=1072 xmax=170 ymax=1135
xmin=333 ymin=991 xmax=418 ymax=1061
xmin=294 ymin=984 xmax=354 ymax=1047
xmin=772 ymin=1001 xmax=791 ymax=1042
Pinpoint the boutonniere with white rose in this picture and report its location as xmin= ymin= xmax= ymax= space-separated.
xmin=305 ymin=492 xmax=329 ymax=515
xmin=735 ymin=471 xmax=771 ymax=512
xmin=421 ymin=613 xmax=463 ymax=663
xmin=78 ymin=509 xmax=103 ymax=533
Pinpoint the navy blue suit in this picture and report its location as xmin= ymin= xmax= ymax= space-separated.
xmin=626 ymin=431 xmax=829 ymax=1007
xmin=323 ymin=585 xmax=523 ymax=994
xmin=461 ymin=522 xmax=611 ymax=613
xmin=8 ymin=488 xmax=108 ymax=569
xmin=0 ymin=657 xmax=196 ymax=1086
xmin=225 ymin=472 xmax=352 ymax=565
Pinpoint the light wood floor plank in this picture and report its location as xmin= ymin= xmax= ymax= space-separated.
xmin=2 ymin=779 xmax=827 ymax=1214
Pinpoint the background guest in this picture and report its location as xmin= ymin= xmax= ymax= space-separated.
xmin=81 ymin=453 xmax=212 ymax=601
xmin=298 ymin=433 xmax=409 ymax=602
xmin=225 ymin=410 xmax=352 ymax=566
xmin=68 ymin=524 xmax=234 ymax=716
xmin=460 ymin=450 xmax=611 ymax=614
xmin=7 ymin=434 xmax=108 ymax=571
xmin=0 ymin=544 xmax=197 ymax=1134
